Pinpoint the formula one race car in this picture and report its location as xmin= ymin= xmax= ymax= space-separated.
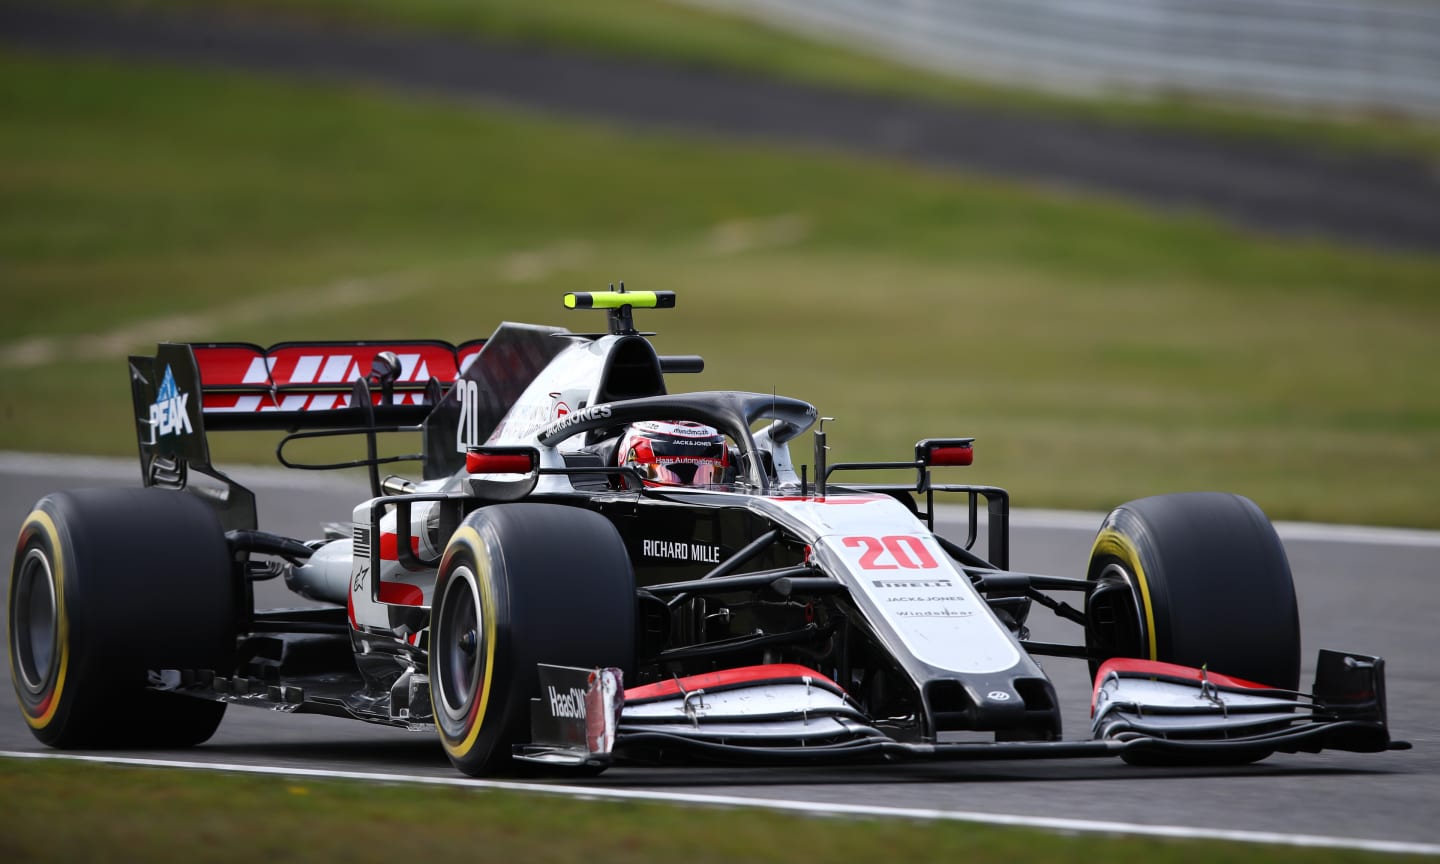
xmin=9 ymin=290 xmax=1407 ymax=774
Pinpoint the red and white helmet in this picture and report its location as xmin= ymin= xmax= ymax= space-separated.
xmin=617 ymin=420 xmax=729 ymax=487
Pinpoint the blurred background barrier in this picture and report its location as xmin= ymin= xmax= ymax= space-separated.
xmin=684 ymin=0 xmax=1440 ymax=118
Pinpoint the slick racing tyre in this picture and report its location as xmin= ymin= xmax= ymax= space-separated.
xmin=10 ymin=487 xmax=235 ymax=748
xmin=430 ymin=503 xmax=635 ymax=776
xmin=1083 ymin=493 xmax=1299 ymax=766
xmin=1084 ymin=492 xmax=1300 ymax=689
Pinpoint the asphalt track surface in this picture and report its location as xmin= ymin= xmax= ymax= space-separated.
xmin=3 ymin=2 xmax=1440 ymax=254
xmin=1 ymin=454 xmax=1436 ymax=852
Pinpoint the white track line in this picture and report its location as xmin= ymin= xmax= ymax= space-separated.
xmin=2 ymin=751 xmax=1437 ymax=856
xmin=4 ymin=451 xmax=1439 ymax=548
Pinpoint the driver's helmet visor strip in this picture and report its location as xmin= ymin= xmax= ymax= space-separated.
xmin=633 ymin=458 xmax=727 ymax=486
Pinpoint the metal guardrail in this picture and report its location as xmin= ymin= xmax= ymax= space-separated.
xmin=684 ymin=0 xmax=1440 ymax=117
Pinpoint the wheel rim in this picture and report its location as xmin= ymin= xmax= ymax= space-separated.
xmin=436 ymin=565 xmax=484 ymax=721
xmin=1095 ymin=561 xmax=1150 ymax=661
xmin=12 ymin=547 xmax=58 ymax=695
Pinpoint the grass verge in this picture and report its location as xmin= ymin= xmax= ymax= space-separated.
xmin=0 ymin=758 xmax=1423 ymax=863
xmin=66 ymin=0 xmax=1440 ymax=161
xmin=2 ymin=51 xmax=1438 ymax=526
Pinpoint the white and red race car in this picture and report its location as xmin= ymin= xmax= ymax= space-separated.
xmin=9 ymin=290 xmax=1405 ymax=774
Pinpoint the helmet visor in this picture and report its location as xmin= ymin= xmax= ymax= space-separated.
xmin=636 ymin=458 xmax=727 ymax=487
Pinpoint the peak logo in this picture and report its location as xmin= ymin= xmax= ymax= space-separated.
xmin=149 ymin=365 xmax=193 ymax=438
xmin=547 ymin=685 xmax=587 ymax=720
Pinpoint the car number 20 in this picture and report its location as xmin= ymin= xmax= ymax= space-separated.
xmin=841 ymin=535 xmax=938 ymax=570
xmin=455 ymin=379 xmax=481 ymax=452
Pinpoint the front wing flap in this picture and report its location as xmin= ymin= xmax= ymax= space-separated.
xmin=1090 ymin=650 xmax=1402 ymax=757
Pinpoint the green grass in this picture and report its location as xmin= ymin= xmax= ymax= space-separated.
xmin=2 ymin=51 xmax=1438 ymax=527
xmin=0 ymin=758 xmax=1424 ymax=863
xmin=72 ymin=0 xmax=1440 ymax=161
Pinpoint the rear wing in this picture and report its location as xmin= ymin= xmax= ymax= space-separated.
xmin=128 ymin=340 xmax=484 ymax=529
xmin=187 ymin=340 xmax=485 ymax=430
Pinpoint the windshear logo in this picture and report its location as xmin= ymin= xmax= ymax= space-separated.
xmin=149 ymin=365 xmax=193 ymax=438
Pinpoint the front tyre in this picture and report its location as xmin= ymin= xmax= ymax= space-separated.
xmin=430 ymin=504 xmax=635 ymax=776
xmin=1084 ymin=493 xmax=1299 ymax=766
xmin=10 ymin=488 xmax=235 ymax=748
xmin=1084 ymin=492 xmax=1299 ymax=689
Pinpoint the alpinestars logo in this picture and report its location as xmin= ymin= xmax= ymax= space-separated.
xmin=547 ymin=685 xmax=587 ymax=720
xmin=150 ymin=365 xmax=193 ymax=437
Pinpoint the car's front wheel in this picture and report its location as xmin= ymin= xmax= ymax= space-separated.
xmin=1084 ymin=492 xmax=1299 ymax=689
xmin=1083 ymin=493 xmax=1299 ymax=766
xmin=430 ymin=503 xmax=635 ymax=776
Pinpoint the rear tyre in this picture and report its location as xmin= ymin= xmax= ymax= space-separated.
xmin=9 ymin=488 xmax=235 ymax=748
xmin=430 ymin=504 xmax=635 ymax=776
xmin=1084 ymin=493 xmax=1299 ymax=766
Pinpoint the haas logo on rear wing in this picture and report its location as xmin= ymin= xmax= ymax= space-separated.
xmin=190 ymin=341 xmax=484 ymax=415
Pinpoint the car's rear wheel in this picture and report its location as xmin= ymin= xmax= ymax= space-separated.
xmin=430 ymin=503 xmax=635 ymax=776
xmin=1084 ymin=492 xmax=1299 ymax=765
xmin=10 ymin=487 xmax=235 ymax=748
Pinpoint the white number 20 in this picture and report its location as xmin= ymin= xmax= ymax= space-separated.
xmin=455 ymin=379 xmax=480 ymax=453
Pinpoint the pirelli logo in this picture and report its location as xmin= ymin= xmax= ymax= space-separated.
xmin=871 ymin=579 xmax=952 ymax=589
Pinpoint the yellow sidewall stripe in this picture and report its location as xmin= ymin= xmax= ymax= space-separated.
xmin=438 ymin=525 xmax=498 ymax=760
xmin=13 ymin=510 xmax=68 ymax=730
xmin=1091 ymin=527 xmax=1158 ymax=662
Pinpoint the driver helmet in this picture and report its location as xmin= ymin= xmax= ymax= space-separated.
xmin=617 ymin=420 xmax=729 ymax=487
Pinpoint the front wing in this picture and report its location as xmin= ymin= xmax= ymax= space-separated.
xmin=515 ymin=650 xmax=1407 ymax=768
